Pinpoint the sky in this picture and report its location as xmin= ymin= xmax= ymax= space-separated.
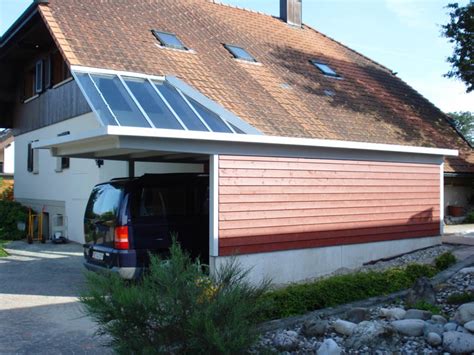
xmin=0 ymin=0 xmax=472 ymax=113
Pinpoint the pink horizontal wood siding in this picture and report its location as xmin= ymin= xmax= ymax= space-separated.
xmin=218 ymin=155 xmax=440 ymax=256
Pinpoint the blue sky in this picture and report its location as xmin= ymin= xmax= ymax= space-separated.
xmin=1 ymin=0 xmax=472 ymax=113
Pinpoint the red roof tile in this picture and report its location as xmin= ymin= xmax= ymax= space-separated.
xmin=37 ymin=0 xmax=473 ymax=173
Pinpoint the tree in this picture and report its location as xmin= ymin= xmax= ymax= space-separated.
xmin=442 ymin=2 xmax=474 ymax=92
xmin=448 ymin=111 xmax=474 ymax=144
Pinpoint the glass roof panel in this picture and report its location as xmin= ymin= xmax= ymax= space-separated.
xmin=91 ymin=75 xmax=151 ymax=128
xmin=75 ymin=73 xmax=118 ymax=126
xmin=152 ymin=30 xmax=186 ymax=50
xmin=224 ymin=44 xmax=256 ymax=62
xmin=124 ymin=78 xmax=184 ymax=130
xmin=311 ymin=60 xmax=339 ymax=77
xmin=187 ymin=97 xmax=232 ymax=133
xmin=73 ymin=68 xmax=259 ymax=135
xmin=154 ymin=82 xmax=209 ymax=132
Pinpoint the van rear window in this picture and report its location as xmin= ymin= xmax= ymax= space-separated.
xmin=133 ymin=186 xmax=187 ymax=217
xmin=85 ymin=184 xmax=123 ymax=219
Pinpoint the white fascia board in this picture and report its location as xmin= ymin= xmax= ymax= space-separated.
xmin=70 ymin=65 xmax=166 ymax=82
xmin=33 ymin=125 xmax=458 ymax=157
xmin=106 ymin=126 xmax=457 ymax=157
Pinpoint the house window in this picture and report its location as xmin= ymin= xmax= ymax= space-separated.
xmin=152 ymin=30 xmax=187 ymax=50
xmin=310 ymin=60 xmax=340 ymax=78
xmin=35 ymin=60 xmax=43 ymax=94
xmin=55 ymin=131 xmax=70 ymax=172
xmin=23 ymin=67 xmax=36 ymax=100
xmin=27 ymin=141 xmax=39 ymax=174
xmin=51 ymin=51 xmax=71 ymax=85
xmin=224 ymin=44 xmax=256 ymax=62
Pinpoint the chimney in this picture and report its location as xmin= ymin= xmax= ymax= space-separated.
xmin=280 ymin=0 xmax=302 ymax=27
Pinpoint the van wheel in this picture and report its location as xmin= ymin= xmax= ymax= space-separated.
xmin=27 ymin=235 xmax=32 ymax=244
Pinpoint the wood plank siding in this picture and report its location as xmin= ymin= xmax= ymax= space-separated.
xmin=218 ymin=155 xmax=440 ymax=256
xmin=13 ymin=79 xmax=91 ymax=135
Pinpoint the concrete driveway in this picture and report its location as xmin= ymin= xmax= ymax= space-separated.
xmin=0 ymin=240 xmax=111 ymax=354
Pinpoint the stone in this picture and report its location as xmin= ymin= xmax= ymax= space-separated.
xmin=442 ymin=331 xmax=474 ymax=353
xmin=431 ymin=315 xmax=447 ymax=324
xmin=426 ymin=332 xmax=442 ymax=347
xmin=464 ymin=320 xmax=474 ymax=333
xmin=272 ymin=330 xmax=299 ymax=351
xmin=345 ymin=321 xmax=399 ymax=351
xmin=423 ymin=320 xmax=444 ymax=336
xmin=391 ymin=319 xmax=425 ymax=337
xmin=459 ymin=267 xmax=474 ymax=274
xmin=301 ymin=319 xmax=329 ymax=337
xmin=345 ymin=307 xmax=370 ymax=324
xmin=333 ymin=320 xmax=357 ymax=336
xmin=444 ymin=322 xmax=458 ymax=332
xmin=454 ymin=303 xmax=474 ymax=325
xmin=404 ymin=309 xmax=432 ymax=320
xmin=406 ymin=277 xmax=436 ymax=306
xmin=316 ymin=338 xmax=341 ymax=355
xmin=380 ymin=307 xmax=406 ymax=320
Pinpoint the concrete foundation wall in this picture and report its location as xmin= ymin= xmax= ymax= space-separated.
xmin=210 ymin=236 xmax=441 ymax=285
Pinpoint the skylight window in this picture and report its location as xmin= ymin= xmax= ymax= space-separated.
xmin=224 ymin=44 xmax=256 ymax=62
xmin=73 ymin=69 xmax=260 ymax=135
xmin=310 ymin=60 xmax=340 ymax=78
xmin=152 ymin=30 xmax=186 ymax=50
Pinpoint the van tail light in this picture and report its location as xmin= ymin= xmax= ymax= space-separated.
xmin=114 ymin=226 xmax=129 ymax=250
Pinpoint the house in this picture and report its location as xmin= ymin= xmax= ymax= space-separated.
xmin=0 ymin=130 xmax=14 ymax=175
xmin=0 ymin=0 xmax=471 ymax=284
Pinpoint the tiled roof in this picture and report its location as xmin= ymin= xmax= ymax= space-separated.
xmin=37 ymin=0 xmax=473 ymax=173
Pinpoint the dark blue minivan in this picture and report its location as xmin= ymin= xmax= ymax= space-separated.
xmin=83 ymin=173 xmax=209 ymax=279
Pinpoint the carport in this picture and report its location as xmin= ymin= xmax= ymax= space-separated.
xmin=33 ymin=66 xmax=458 ymax=284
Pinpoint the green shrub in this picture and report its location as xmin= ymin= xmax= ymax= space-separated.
xmin=0 ymin=241 xmax=8 ymax=257
xmin=434 ymin=252 xmax=457 ymax=271
xmin=258 ymin=263 xmax=438 ymax=321
xmin=0 ymin=200 xmax=28 ymax=241
xmin=81 ymin=241 xmax=269 ymax=354
xmin=447 ymin=292 xmax=474 ymax=305
xmin=410 ymin=300 xmax=442 ymax=315
xmin=465 ymin=211 xmax=474 ymax=224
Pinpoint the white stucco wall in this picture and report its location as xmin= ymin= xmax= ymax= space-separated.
xmin=15 ymin=113 xmax=204 ymax=243
xmin=3 ymin=141 xmax=15 ymax=174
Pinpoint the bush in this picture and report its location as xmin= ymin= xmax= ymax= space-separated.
xmin=465 ymin=211 xmax=474 ymax=224
xmin=434 ymin=252 xmax=457 ymax=271
xmin=447 ymin=292 xmax=474 ymax=305
xmin=81 ymin=241 xmax=269 ymax=354
xmin=0 ymin=200 xmax=28 ymax=240
xmin=258 ymin=263 xmax=438 ymax=320
xmin=411 ymin=300 xmax=442 ymax=315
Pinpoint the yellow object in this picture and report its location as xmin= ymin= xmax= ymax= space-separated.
xmin=27 ymin=208 xmax=45 ymax=244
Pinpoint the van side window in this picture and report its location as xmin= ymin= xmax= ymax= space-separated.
xmin=134 ymin=186 xmax=187 ymax=217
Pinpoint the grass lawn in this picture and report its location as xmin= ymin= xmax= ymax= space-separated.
xmin=0 ymin=241 xmax=9 ymax=257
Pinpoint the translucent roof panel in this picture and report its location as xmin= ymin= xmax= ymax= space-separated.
xmin=91 ymin=75 xmax=151 ymax=128
xmin=124 ymin=78 xmax=184 ymax=130
xmin=72 ymin=68 xmax=260 ymax=135
xmin=154 ymin=82 xmax=208 ymax=132
xmin=75 ymin=73 xmax=118 ymax=126
xmin=187 ymin=97 xmax=232 ymax=133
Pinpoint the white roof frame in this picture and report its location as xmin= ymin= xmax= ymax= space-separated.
xmin=33 ymin=125 xmax=458 ymax=164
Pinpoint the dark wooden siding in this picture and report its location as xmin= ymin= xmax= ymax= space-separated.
xmin=13 ymin=79 xmax=91 ymax=135
xmin=218 ymin=155 xmax=440 ymax=256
